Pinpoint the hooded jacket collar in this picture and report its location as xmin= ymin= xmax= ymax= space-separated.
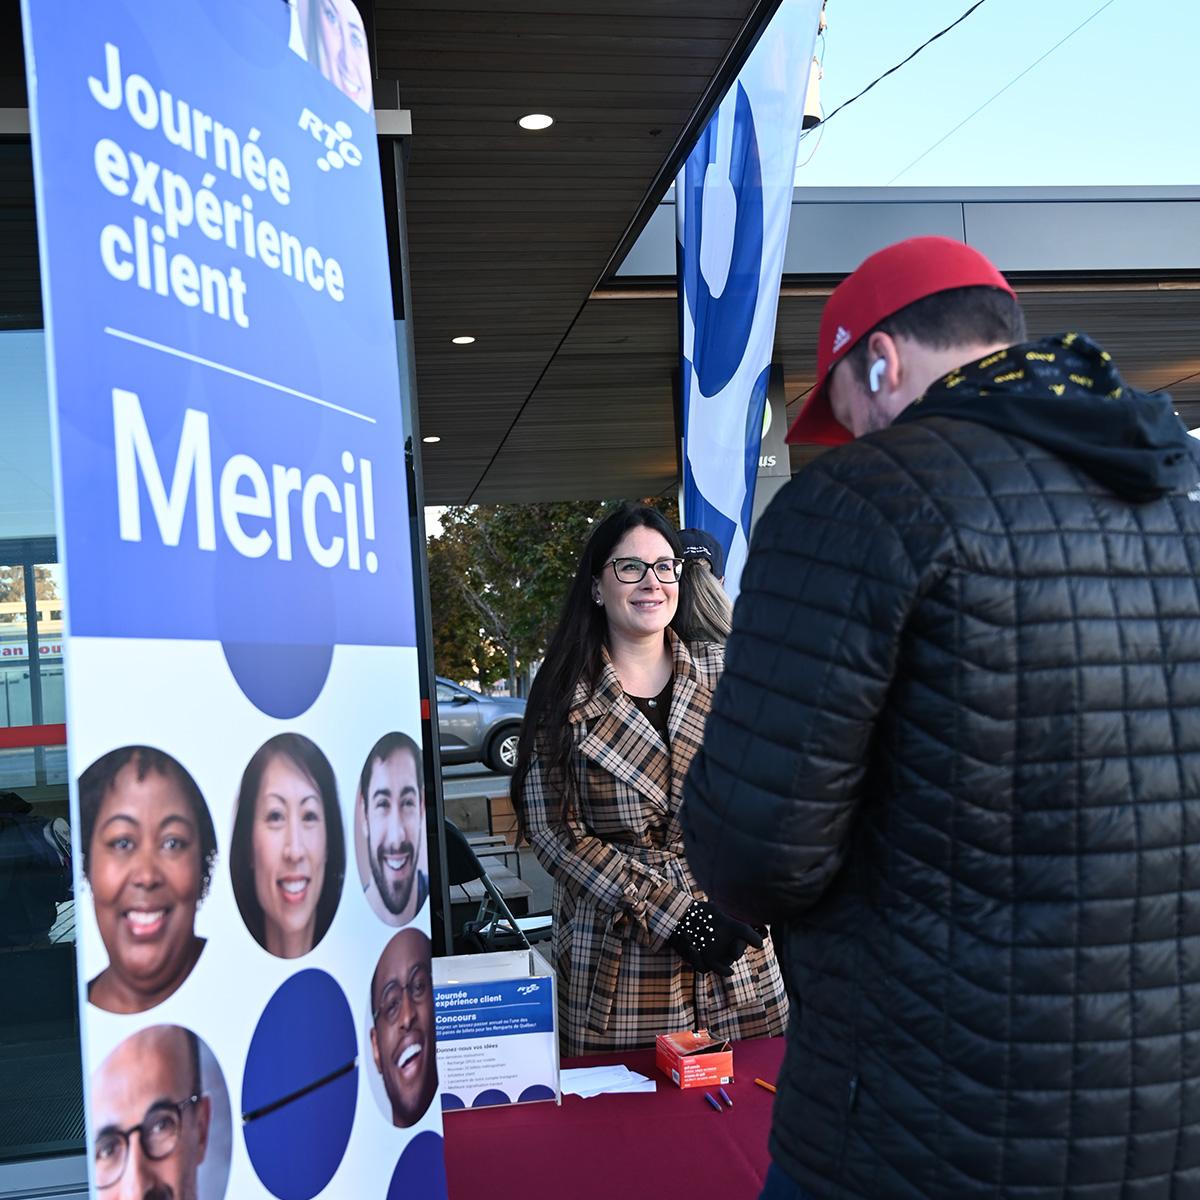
xmin=894 ymin=332 xmax=1199 ymax=502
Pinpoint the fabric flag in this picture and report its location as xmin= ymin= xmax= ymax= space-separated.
xmin=677 ymin=0 xmax=822 ymax=595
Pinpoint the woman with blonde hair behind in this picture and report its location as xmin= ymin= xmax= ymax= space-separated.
xmin=676 ymin=557 xmax=732 ymax=643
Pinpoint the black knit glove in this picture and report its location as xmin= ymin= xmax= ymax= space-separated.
xmin=668 ymin=901 xmax=763 ymax=977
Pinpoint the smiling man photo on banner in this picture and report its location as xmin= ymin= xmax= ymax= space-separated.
xmin=90 ymin=1024 xmax=231 ymax=1200
xmin=370 ymin=928 xmax=438 ymax=1129
xmin=357 ymin=732 xmax=428 ymax=928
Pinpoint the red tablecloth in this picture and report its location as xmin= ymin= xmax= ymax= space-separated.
xmin=442 ymin=1036 xmax=785 ymax=1200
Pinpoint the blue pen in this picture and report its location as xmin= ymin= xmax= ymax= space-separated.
xmin=719 ymin=1086 xmax=733 ymax=1108
xmin=704 ymin=1092 xmax=723 ymax=1113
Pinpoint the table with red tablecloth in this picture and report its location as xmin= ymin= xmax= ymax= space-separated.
xmin=441 ymin=1035 xmax=785 ymax=1200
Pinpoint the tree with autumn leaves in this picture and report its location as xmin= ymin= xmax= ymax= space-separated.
xmin=427 ymin=497 xmax=677 ymax=696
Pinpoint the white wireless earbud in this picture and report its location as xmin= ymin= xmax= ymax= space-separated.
xmin=869 ymin=358 xmax=887 ymax=394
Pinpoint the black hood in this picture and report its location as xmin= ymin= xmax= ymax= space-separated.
xmin=894 ymin=333 xmax=1198 ymax=502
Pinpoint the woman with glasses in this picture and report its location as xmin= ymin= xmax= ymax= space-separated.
xmin=511 ymin=504 xmax=788 ymax=1056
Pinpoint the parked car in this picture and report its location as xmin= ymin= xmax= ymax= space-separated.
xmin=435 ymin=678 xmax=525 ymax=774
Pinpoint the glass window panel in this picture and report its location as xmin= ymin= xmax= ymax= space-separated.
xmin=0 ymin=551 xmax=83 ymax=1164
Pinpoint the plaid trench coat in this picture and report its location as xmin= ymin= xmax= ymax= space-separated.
xmin=523 ymin=631 xmax=789 ymax=1056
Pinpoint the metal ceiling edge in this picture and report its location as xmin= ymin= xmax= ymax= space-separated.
xmin=0 ymin=106 xmax=410 ymax=138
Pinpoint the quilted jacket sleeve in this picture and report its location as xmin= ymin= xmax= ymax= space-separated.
xmin=683 ymin=454 xmax=929 ymax=925
xmin=522 ymin=751 xmax=693 ymax=950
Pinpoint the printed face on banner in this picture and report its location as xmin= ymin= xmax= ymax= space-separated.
xmin=21 ymin=0 xmax=447 ymax=1193
xmin=294 ymin=0 xmax=374 ymax=114
xmin=356 ymin=732 xmax=428 ymax=927
xmin=230 ymin=734 xmax=345 ymax=960
xmin=370 ymin=929 xmax=439 ymax=1128
xmin=80 ymin=747 xmax=216 ymax=1015
xmin=91 ymin=1025 xmax=231 ymax=1200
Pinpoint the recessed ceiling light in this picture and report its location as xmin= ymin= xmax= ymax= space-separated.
xmin=517 ymin=113 xmax=554 ymax=131
xmin=423 ymin=435 xmax=441 ymax=444
xmin=451 ymin=335 xmax=476 ymax=345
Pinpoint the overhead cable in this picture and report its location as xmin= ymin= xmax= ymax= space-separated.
xmin=889 ymin=0 xmax=1123 ymax=182
xmin=796 ymin=0 xmax=992 ymax=143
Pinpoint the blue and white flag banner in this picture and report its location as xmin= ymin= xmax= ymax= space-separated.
xmin=677 ymin=0 xmax=822 ymax=596
xmin=22 ymin=1 xmax=447 ymax=1196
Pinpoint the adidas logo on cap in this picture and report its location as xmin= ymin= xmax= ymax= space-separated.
xmin=832 ymin=325 xmax=851 ymax=354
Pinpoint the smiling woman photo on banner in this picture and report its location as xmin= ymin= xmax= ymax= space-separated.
xmin=230 ymin=733 xmax=345 ymax=959
xmin=80 ymin=746 xmax=218 ymax=1015
xmin=292 ymin=0 xmax=373 ymax=113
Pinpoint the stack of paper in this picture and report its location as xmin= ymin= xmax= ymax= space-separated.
xmin=559 ymin=1065 xmax=658 ymax=1098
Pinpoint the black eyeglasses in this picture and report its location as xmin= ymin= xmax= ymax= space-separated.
xmin=373 ymin=966 xmax=431 ymax=1025
xmin=94 ymin=1094 xmax=202 ymax=1189
xmin=603 ymin=557 xmax=683 ymax=584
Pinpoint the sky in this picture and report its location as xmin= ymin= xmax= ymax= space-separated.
xmin=795 ymin=0 xmax=1199 ymax=188
xmin=424 ymin=0 xmax=1200 ymax=531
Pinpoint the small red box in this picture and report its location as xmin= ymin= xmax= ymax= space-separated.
xmin=656 ymin=1030 xmax=734 ymax=1089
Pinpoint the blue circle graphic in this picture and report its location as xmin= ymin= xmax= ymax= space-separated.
xmin=242 ymin=969 xmax=358 ymax=1199
xmin=440 ymin=1092 xmax=465 ymax=1111
xmin=387 ymin=1131 xmax=448 ymax=1200
xmin=471 ymin=1088 xmax=512 ymax=1108
xmin=221 ymin=641 xmax=333 ymax=719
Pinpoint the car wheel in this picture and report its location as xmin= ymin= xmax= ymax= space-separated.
xmin=486 ymin=727 xmax=521 ymax=774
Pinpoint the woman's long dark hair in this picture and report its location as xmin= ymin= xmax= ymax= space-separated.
xmin=511 ymin=504 xmax=688 ymax=839
xmin=230 ymin=733 xmax=346 ymax=954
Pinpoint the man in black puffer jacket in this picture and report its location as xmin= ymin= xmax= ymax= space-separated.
xmin=683 ymin=236 xmax=1200 ymax=1199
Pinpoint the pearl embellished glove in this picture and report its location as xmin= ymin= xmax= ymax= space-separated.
xmin=668 ymin=901 xmax=763 ymax=977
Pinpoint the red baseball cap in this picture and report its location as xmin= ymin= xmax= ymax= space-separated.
xmin=785 ymin=236 xmax=1015 ymax=445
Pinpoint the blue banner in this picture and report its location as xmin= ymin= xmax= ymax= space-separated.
xmin=677 ymin=0 xmax=822 ymax=595
xmin=27 ymin=2 xmax=415 ymax=710
xmin=23 ymin=3 xmax=447 ymax=1197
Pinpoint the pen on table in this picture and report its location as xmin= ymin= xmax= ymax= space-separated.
xmin=704 ymin=1092 xmax=723 ymax=1113
xmin=754 ymin=1078 xmax=777 ymax=1094
xmin=718 ymin=1087 xmax=733 ymax=1108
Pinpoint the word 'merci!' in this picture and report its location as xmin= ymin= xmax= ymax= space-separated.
xmin=87 ymin=42 xmax=344 ymax=328
xmin=113 ymin=389 xmax=379 ymax=574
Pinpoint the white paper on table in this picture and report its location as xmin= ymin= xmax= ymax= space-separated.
xmin=560 ymin=1066 xmax=657 ymax=1098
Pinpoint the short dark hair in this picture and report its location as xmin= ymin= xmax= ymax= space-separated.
xmin=79 ymin=747 xmax=217 ymax=901
xmin=370 ymin=927 xmax=432 ymax=1016
xmin=359 ymin=731 xmax=423 ymax=814
xmin=229 ymin=733 xmax=346 ymax=951
xmin=843 ymin=285 xmax=1027 ymax=392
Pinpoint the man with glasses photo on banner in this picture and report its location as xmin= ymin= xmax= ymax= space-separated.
xmin=370 ymin=928 xmax=439 ymax=1129
xmin=90 ymin=1024 xmax=229 ymax=1199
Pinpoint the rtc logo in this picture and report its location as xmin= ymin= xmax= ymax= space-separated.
xmin=298 ymin=108 xmax=364 ymax=172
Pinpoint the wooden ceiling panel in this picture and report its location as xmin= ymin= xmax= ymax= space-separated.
xmin=478 ymin=283 xmax=1200 ymax=500
xmin=376 ymin=0 xmax=772 ymax=502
